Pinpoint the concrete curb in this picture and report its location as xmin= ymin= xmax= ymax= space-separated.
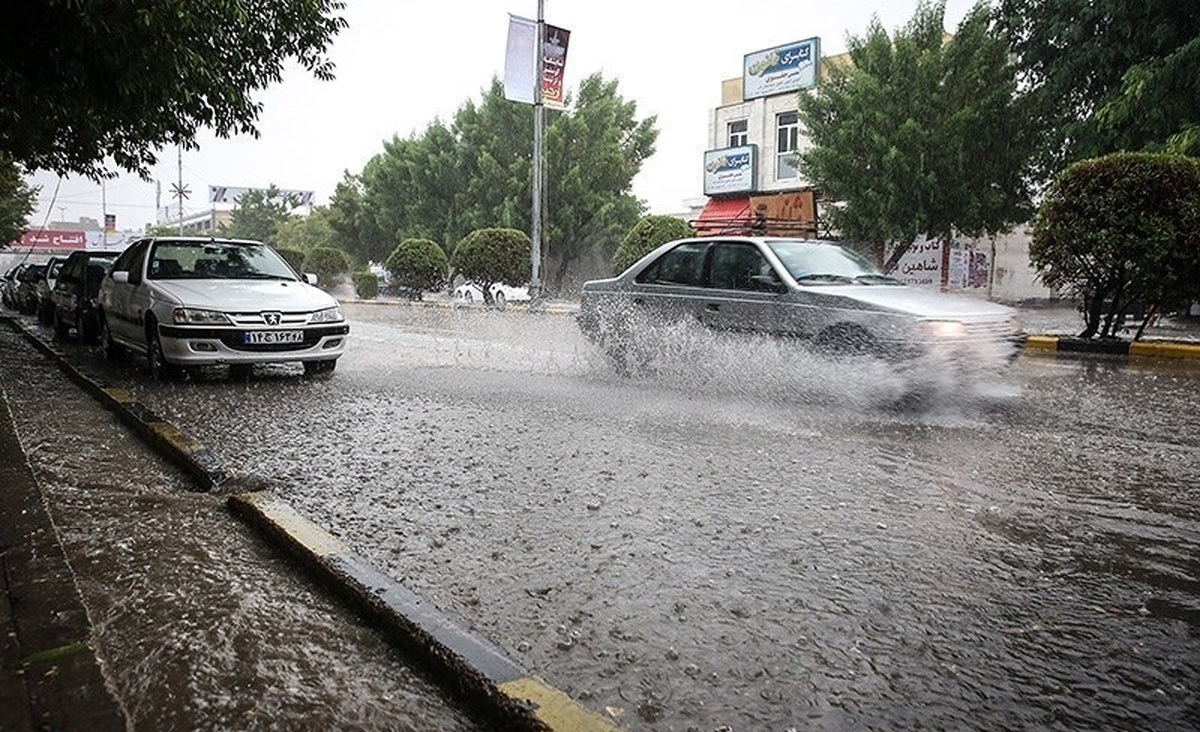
xmin=340 ymin=297 xmax=580 ymax=317
xmin=1023 ymin=334 xmax=1200 ymax=360
xmin=228 ymin=492 xmax=619 ymax=732
xmin=0 ymin=313 xmax=620 ymax=732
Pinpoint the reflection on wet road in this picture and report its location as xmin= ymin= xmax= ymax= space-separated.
xmin=16 ymin=303 xmax=1200 ymax=731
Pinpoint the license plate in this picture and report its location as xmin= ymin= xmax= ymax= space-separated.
xmin=244 ymin=330 xmax=303 ymax=345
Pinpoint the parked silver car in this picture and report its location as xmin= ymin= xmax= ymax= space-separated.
xmin=577 ymin=236 xmax=1023 ymax=374
xmin=97 ymin=237 xmax=348 ymax=379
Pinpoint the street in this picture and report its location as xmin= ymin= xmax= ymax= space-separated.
xmin=4 ymin=301 xmax=1199 ymax=731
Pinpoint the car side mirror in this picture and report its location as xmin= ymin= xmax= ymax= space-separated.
xmin=111 ymin=271 xmax=129 ymax=284
xmin=304 ymin=273 xmax=318 ymax=285
xmin=749 ymin=274 xmax=787 ymax=293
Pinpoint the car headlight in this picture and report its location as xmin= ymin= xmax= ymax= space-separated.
xmin=173 ymin=307 xmax=232 ymax=325
xmin=919 ymin=320 xmax=966 ymax=338
xmin=309 ymin=306 xmax=343 ymax=324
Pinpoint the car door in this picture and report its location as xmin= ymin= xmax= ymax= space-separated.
xmin=103 ymin=239 xmax=150 ymax=344
xmin=628 ymin=240 xmax=711 ymax=327
xmin=700 ymin=240 xmax=797 ymax=335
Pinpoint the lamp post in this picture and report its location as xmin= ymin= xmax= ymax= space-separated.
xmin=530 ymin=0 xmax=545 ymax=302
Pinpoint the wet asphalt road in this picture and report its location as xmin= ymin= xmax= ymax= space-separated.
xmin=6 ymin=301 xmax=1200 ymax=731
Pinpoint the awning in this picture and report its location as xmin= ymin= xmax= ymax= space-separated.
xmin=692 ymin=197 xmax=750 ymax=236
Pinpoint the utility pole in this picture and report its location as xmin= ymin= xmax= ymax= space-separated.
xmin=530 ymin=0 xmax=545 ymax=301
xmin=177 ymin=146 xmax=184 ymax=235
xmin=101 ymin=181 xmax=108 ymax=246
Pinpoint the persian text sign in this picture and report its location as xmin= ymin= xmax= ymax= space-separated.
xmin=703 ymin=145 xmax=757 ymax=195
xmin=13 ymin=230 xmax=87 ymax=250
xmin=887 ymin=236 xmax=943 ymax=288
xmin=504 ymin=15 xmax=571 ymax=109
xmin=743 ymin=37 xmax=820 ymax=100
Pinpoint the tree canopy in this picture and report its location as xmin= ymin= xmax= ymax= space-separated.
xmin=0 ymin=0 xmax=347 ymax=179
xmin=996 ymin=0 xmax=1200 ymax=182
xmin=220 ymin=186 xmax=298 ymax=245
xmin=798 ymin=0 xmax=1033 ymax=268
xmin=336 ymin=74 xmax=657 ymax=294
xmin=384 ymin=238 xmax=449 ymax=294
xmin=450 ymin=228 xmax=531 ymax=306
xmin=0 ymin=153 xmax=36 ymax=246
xmin=1030 ymin=152 xmax=1200 ymax=339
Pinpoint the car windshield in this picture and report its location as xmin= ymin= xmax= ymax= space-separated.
xmin=766 ymin=240 xmax=902 ymax=286
xmin=147 ymin=241 xmax=298 ymax=281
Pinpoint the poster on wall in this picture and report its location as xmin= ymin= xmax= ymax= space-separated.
xmin=703 ymin=145 xmax=757 ymax=195
xmin=947 ymin=240 xmax=990 ymax=289
xmin=743 ymin=37 xmax=820 ymax=100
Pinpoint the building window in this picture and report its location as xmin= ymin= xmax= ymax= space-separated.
xmin=727 ymin=119 xmax=748 ymax=148
xmin=776 ymin=111 xmax=799 ymax=180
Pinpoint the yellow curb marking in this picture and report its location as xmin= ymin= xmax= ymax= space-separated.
xmin=101 ymin=387 xmax=138 ymax=404
xmin=234 ymin=492 xmax=350 ymax=558
xmin=147 ymin=421 xmax=204 ymax=454
xmin=1129 ymin=341 xmax=1200 ymax=361
xmin=498 ymin=676 xmax=622 ymax=732
xmin=1023 ymin=335 xmax=1059 ymax=351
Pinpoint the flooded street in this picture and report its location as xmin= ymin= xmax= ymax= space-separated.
xmin=6 ymin=302 xmax=1199 ymax=731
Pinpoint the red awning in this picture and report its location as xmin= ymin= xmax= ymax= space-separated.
xmin=693 ymin=197 xmax=750 ymax=236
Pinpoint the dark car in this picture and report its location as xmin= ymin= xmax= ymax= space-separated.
xmin=2 ymin=264 xmax=29 ymax=310
xmin=50 ymin=250 xmax=124 ymax=342
xmin=35 ymin=255 xmax=68 ymax=324
xmin=14 ymin=263 xmax=47 ymax=315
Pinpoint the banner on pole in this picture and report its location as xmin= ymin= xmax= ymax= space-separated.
xmin=503 ymin=14 xmax=571 ymax=108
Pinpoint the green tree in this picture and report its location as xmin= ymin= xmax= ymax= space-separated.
xmin=274 ymin=207 xmax=335 ymax=255
xmin=798 ymin=1 xmax=1033 ymax=269
xmin=302 ymin=246 xmax=350 ymax=290
xmin=351 ymin=270 xmax=378 ymax=300
xmin=1030 ymin=152 xmax=1200 ymax=339
xmin=221 ymin=186 xmax=297 ymax=245
xmin=0 ymin=0 xmax=346 ymax=179
xmin=0 ymin=153 xmax=36 ymax=246
xmin=275 ymin=246 xmax=307 ymax=274
xmin=612 ymin=215 xmax=693 ymax=274
xmin=384 ymin=238 xmax=449 ymax=295
xmin=996 ymin=0 xmax=1200 ymax=181
xmin=327 ymin=172 xmax=386 ymax=264
xmin=358 ymin=74 xmax=656 ymax=294
xmin=450 ymin=228 xmax=531 ymax=306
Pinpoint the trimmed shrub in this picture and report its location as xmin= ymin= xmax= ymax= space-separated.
xmin=302 ymin=246 xmax=351 ymax=289
xmin=1031 ymin=152 xmax=1200 ymax=339
xmin=351 ymin=270 xmax=379 ymax=300
xmin=384 ymin=237 xmax=449 ymax=293
xmin=612 ymin=215 xmax=693 ymax=274
xmin=451 ymin=227 xmax=531 ymax=288
xmin=275 ymin=246 xmax=306 ymax=274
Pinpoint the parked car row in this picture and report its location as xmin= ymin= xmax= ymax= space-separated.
xmin=4 ymin=237 xmax=349 ymax=380
xmin=1 ymin=261 xmax=49 ymax=316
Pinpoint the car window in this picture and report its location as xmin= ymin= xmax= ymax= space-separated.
xmin=709 ymin=242 xmax=774 ymax=291
xmin=636 ymin=242 xmax=709 ymax=286
xmin=148 ymin=240 xmax=298 ymax=281
xmin=110 ymin=240 xmax=149 ymax=282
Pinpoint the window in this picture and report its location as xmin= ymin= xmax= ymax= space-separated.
xmin=727 ymin=119 xmax=748 ymax=148
xmin=776 ymin=111 xmax=799 ymax=180
xmin=709 ymin=242 xmax=773 ymax=291
xmin=636 ymin=242 xmax=709 ymax=286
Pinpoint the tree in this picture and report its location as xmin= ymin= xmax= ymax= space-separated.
xmin=358 ymin=74 xmax=656 ymax=293
xmin=274 ymin=207 xmax=335 ymax=256
xmin=326 ymin=172 xmax=387 ymax=265
xmin=450 ymin=228 xmax=531 ymax=306
xmin=798 ymin=0 xmax=1033 ymax=269
xmin=996 ymin=0 xmax=1200 ymax=182
xmin=351 ymin=270 xmax=379 ymax=300
xmin=0 ymin=0 xmax=346 ymax=179
xmin=384 ymin=238 xmax=449 ymax=295
xmin=1030 ymin=152 xmax=1200 ymax=339
xmin=612 ymin=215 xmax=693 ymax=274
xmin=221 ymin=186 xmax=297 ymax=245
xmin=302 ymin=246 xmax=350 ymax=290
xmin=0 ymin=153 xmax=36 ymax=246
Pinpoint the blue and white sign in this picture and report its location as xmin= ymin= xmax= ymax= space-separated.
xmin=743 ymin=37 xmax=820 ymax=100
xmin=703 ymin=145 xmax=757 ymax=195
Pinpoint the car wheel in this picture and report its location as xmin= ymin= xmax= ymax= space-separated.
xmin=493 ymin=291 xmax=507 ymax=310
xmin=38 ymin=301 xmax=51 ymax=325
xmin=146 ymin=323 xmax=181 ymax=381
xmin=463 ymin=290 xmax=474 ymax=303
xmin=813 ymin=324 xmax=880 ymax=358
xmin=78 ymin=309 xmax=99 ymax=343
xmin=99 ymin=314 xmax=123 ymax=359
xmin=303 ymin=359 xmax=337 ymax=376
xmin=52 ymin=308 xmax=70 ymax=339
xmin=228 ymin=363 xmax=254 ymax=380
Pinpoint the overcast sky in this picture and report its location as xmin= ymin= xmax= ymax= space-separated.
xmin=27 ymin=0 xmax=977 ymax=231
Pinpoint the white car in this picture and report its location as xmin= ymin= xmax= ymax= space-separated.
xmin=453 ymin=281 xmax=531 ymax=309
xmin=97 ymin=237 xmax=348 ymax=379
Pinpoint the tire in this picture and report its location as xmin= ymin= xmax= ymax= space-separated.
xmin=52 ymin=308 xmax=70 ymax=339
xmin=99 ymin=314 xmax=123 ymax=359
xmin=303 ymin=359 xmax=337 ymax=376
xmin=145 ymin=322 xmax=181 ymax=381
xmin=38 ymin=301 xmax=52 ymax=325
xmin=78 ymin=309 xmax=98 ymax=343
xmin=493 ymin=291 xmax=507 ymax=310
